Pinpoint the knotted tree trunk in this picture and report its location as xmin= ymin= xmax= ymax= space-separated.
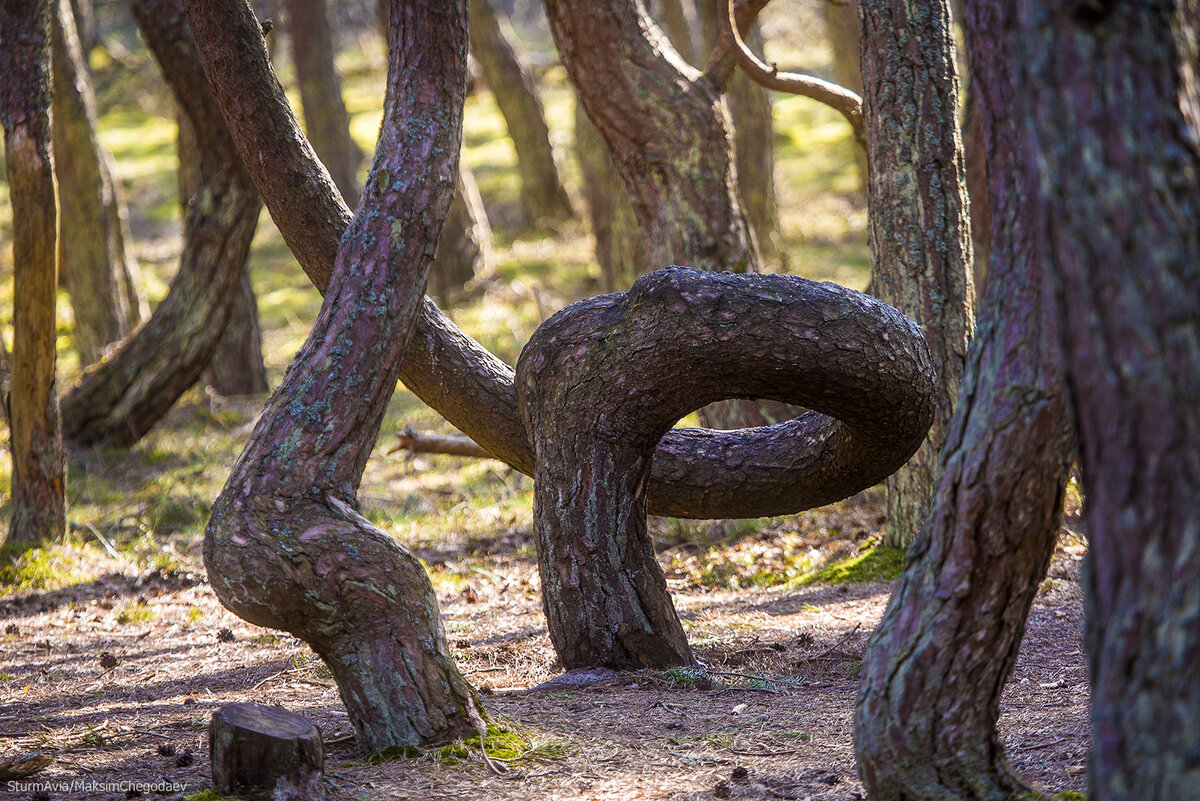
xmin=1 ymin=0 xmax=66 ymax=547
xmin=858 ymin=0 xmax=974 ymax=547
xmin=201 ymin=0 xmax=485 ymax=751
xmin=51 ymin=0 xmax=146 ymax=367
xmin=517 ymin=268 xmax=938 ymax=668
xmin=853 ymin=2 xmax=1073 ymax=791
xmin=59 ymin=0 xmax=262 ymax=448
xmin=469 ymin=0 xmax=573 ymax=228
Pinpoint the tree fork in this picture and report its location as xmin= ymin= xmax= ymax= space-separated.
xmin=204 ymin=0 xmax=484 ymax=751
xmin=517 ymin=267 xmax=938 ymax=669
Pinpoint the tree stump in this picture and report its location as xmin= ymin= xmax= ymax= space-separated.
xmin=210 ymin=703 xmax=325 ymax=801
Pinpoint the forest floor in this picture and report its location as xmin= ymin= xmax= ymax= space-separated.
xmin=0 ymin=489 xmax=1089 ymax=801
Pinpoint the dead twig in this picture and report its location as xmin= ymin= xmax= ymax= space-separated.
xmin=387 ymin=425 xmax=494 ymax=459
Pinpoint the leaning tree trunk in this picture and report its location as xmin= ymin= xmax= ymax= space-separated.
xmin=60 ymin=0 xmax=263 ymax=448
xmin=517 ymin=268 xmax=938 ymax=668
xmin=178 ymin=111 xmax=269 ymax=397
xmin=469 ymin=0 xmax=573 ymax=228
xmin=853 ymin=2 xmax=1074 ymax=791
xmin=284 ymin=0 xmax=363 ymax=207
xmin=51 ymin=0 xmax=146 ymax=368
xmin=1 ymin=0 xmax=66 ymax=547
xmin=200 ymin=0 xmax=485 ymax=751
xmin=859 ymin=0 xmax=974 ymax=547
xmin=429 ymin=162 xmax=493 ymax=307
xmin=574 ymin=103 xmax=649 ymax=292
xmin=1014 ymin=3 xmax=1200 ymax=796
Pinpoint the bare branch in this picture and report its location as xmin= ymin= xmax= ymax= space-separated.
xmin=708 ymin=0 xmax=864 ymax=145
xmin=387 ymin=426 xmax=494 ymax=459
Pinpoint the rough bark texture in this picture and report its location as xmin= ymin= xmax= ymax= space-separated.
xmin=51 ymin=0 xmax=146 ymax=367
xmin=1 ymin=0 xmax=67 ymax=547
xmin=284 ymin=0 xmax=363 ymax=207
xmin=429 ymin=163 xmax=493 ymax=307
xmin=1014 ymin=3 xmax=1200 ymax=796
xmin=177 ymin=110 xmax=270 ymax=398
xmin=574 ymin=102 xmax=650 ymax=292
xmin=821 ymin=0 xmax=867 ymax=185
xmin=517 ymin=267 xmax=937 ymax=668
xmin=858 ymin=0 xmax=974 ymax=547
xmin=469 ymin=0 xmax=573 ymax=228
xmin=185 ymin=0 xmax=941 ymax=523
xmin=59 ymin=0 xmax=262 ymax=448
xmin=545 ymin=0 xmax=756 ymax=273
xmin=203 ymin=0 xmax=486 ymax=751
xmin=853 ymin=2 xmax=1073 ymax=792
xmin=210 ymin=703 xmax=325 ymax=801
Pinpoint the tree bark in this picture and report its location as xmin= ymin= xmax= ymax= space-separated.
xmin=284 ymin=0 xmax=363 ymax=207
xmin=429 ymin=162 xmax=493 ymax=307
xmin=574 ymin=103 xmax=649 ymax=292
xmin=468 ymin=0 xmax=573 ymax=228
xmin=59 ymin=0 xmax=263 ymax=448
xmin=1013 ymin=2 xmax=1200 ymax=796
xmin=185 ymin=0 xmax=948 ymax=523
xmin=51 ymin=0 xmax=147 ymax=367
xmin=1 ymin=0 xmax=67 ymax=547
xmin=177 ymin=111 xmax=270 ymax=397
xmin=651 ymin=0 xmax=698 ymax=65
xmin=858 ymin=0 xmax=974 ymax=547
xmin=853 ymin=2 xmax=1073 ymax=791
xmin=210 ymin=704 xmax=325 ymax=800
xmin=202 ymin=0 xmax=485 ymax=751
xmin=517 ymin=267 xmax=937 ymax=668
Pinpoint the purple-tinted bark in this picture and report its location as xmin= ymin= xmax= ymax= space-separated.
xmin=203 ymin=0 xmax=485 ymax=750
xmin=853 ymin=3 xmax=1073 ymax=794
xmin=518 ymin=268 xmax=936 ymax=668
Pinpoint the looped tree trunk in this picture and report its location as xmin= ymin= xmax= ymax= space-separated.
xmin=516 ymin=267 xmax=938 ymax=669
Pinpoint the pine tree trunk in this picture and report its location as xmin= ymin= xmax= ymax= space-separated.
xmin=199 ymin=0 xmax=485 ymax=751
xmin=60 ymin=0 xmax=263 ymax=448
xmin=853 ymin=3 xmax=1073 ymax=790
xmin=1013 ymin=3 xmax=1200 ymax=796
xmin=285 ymin=0 xmax=362 ymax=207
xmin=178 ymin=111 xmax=270 ymax=397
xmin=1 ymin=0 xmax=66 ymax=547
xmin=858 ymin=0 xmax=974 ymax=547
xmin=429 ymin=162 xmax=493 ymax=306
xmin=574 ymin=103 xmax=649 ymax=292
xmin=469 ymin=0 xmax=573 ymax=228
xmin=517 ymin=268 xmax=938 ymax=668
xmin=51 ymin=0 xmax=146 ymax=367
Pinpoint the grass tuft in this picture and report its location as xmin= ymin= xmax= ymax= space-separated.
xmin=793 ymin=545 xmax=905 ymax=586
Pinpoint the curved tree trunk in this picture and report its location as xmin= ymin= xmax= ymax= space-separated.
xmin=859 ymin=0 xmax=974 ymax=547
xmin=60 ymin=0 xmax=262 ymax=448
xmin=574 ymin=102 xmax=649 ymax=292
xmin=178 ymin=112 xmax=270 ymax=397
xmin=51 ymin=0 xmax=146 ymax=367
xmin=185 ymin=0 xmax=944 ymax=525
xmin=853 ymin=3 xmax=1073 ymax=791
xmin=284 ymin=0 xmax=362 ymax=207
xmin=1 ymin=0 xmax=66 ymax=547
xmin=201 ymin=0 xmax=485 ymax=751
xmin=821 ymin=0 xmax=867 ymax=186
xmin=517 ymin=268 xmax=937 ymax=668
xmin=469 ymin=0 xmax=573 ymax=228
xmin=1015 ymin=3 xmax=1200 ymax=796
xmin=429 ymin=162 xmax=493 ymax=307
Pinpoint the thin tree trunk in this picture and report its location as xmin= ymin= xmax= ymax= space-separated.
xmin=199 ymin=0 xmax=485 ymax=751
xmin=853 ymin=2 xmax=1073 ymax=790
xmin=178 ymin=111 xmax=269 ymax=397
xmin=517 ymin=267 xmax=938 ymax=668
xmin=60 ymin=0 xmax=263 ymax=448
xmin=1013 ymin=2 xmax=1200 ymax=795
xmin=52 ymin=0 xmax=146 ymax=367
xmin=469 ymin=0 xmax=573 ymax=228
xmin=859 ymin=0 xmax=974 ymax=547
xmin=821 ymin=0 xmax=867 ymax=186
xmin=651 ymin=0 xmax=698 ymax=66
xmin=284 ymin=0 xmax=362 ymax=207
xmin=574 ymin=103 xmax=649 ymax=292
xmin=1 ymin=0 xmax=66 ymax=547
xmin=429 ymin=162 xmax=493 ymax=306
